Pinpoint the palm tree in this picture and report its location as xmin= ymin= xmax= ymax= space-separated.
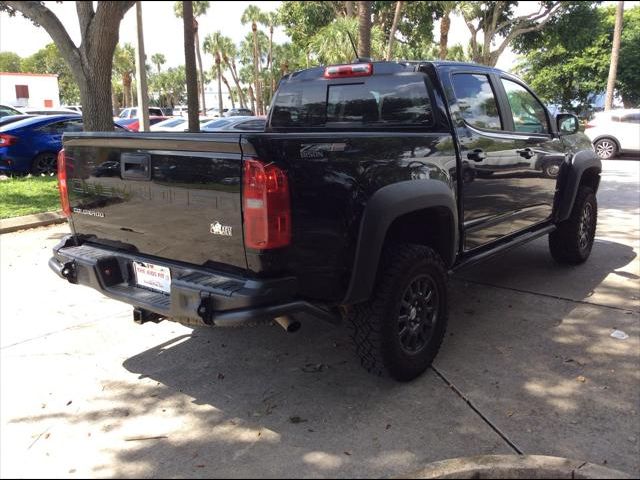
xmin=151 ymin=53 xmax=166 ymax=73
xmin=265 ymin=11 xmax=279 ymax=96
xmin=438 ymin=2 xmax=457 ymax=60
xmin=386 ymin=1 xmax=404 ymax=60
xmin=241 ymin=5 xmax=267 ymax=115
xmin=605 ymin=0 xmax=624 ymax=111
xmin=113 ymin=43 xmax=136 ymax=107
xmin=357 ymin=1 xmax=372 ymax=58
xmin=203 ymin=31 xmax=225 ymax=116
xmin=174 ymin=1 xmax=209 ymax=114
xmin=218 ymin=36 xmax=248 ymax=109
xmin=309 ymin=17 xmax=385 ymax=65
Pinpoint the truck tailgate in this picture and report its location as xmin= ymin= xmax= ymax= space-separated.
xmin=63 ymin=133 xmax=247 ymax=270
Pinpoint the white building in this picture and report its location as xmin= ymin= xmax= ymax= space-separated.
xmin=0 ymin=72 xmax=60 ymax=108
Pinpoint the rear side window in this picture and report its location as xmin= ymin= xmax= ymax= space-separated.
xmin=451 ymin=74 xmax=502 ymax=130
xmin=270 ymin=75 xmax=433 ymax=128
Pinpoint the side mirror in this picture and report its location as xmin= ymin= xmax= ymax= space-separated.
xmin=556 ymin=113 xmax=580 ymax=135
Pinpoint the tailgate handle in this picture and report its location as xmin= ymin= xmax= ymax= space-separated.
xmin=121 ymin=153 xmax=151 ymax=180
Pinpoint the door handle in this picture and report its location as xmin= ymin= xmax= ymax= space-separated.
xmin=467 ymin=149 xmax=486 ymax=162
xmin=121 ymin=153 xmax=151 ymax=180
xmin=516 ymin=148 xmax=535 ymax=159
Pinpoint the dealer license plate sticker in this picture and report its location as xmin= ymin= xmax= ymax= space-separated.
xmin=133 ymin=262 xmax=171 ymax=294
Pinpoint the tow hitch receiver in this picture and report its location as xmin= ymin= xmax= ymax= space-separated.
xmin=133 ymin=308 xmax=164 ymax=325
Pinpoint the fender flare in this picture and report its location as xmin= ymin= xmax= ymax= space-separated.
xmin=556 ymin=149 xmax=602 ymax=222
xmin=342 ymin=179 xmax=458 ymax=305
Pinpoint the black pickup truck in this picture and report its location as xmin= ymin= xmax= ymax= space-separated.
xmin=50 ymin=61 xmax=601 ymax=381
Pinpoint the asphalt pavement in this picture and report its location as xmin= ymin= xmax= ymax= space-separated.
xmin=0 ymin=157 xmax=638 ymax=478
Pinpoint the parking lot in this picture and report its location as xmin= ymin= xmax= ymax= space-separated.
xmin=1 ymin=158 xmax=638 ymax=478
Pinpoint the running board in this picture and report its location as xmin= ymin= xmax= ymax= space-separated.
xmin=451 ymin=225 xmax=556 ymax=273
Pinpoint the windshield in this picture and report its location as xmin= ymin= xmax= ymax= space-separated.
xmin=201 ymin=118 xmax=233 ymax=129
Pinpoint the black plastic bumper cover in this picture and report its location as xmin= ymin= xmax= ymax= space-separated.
xmin=49 ymin=235 xmax=338 ymax=326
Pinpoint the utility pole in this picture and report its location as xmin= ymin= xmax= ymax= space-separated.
xmin=605 ymin=1 xmax=624 ymax=111
xmin=134 ymin=1 xmax=150 ymax=131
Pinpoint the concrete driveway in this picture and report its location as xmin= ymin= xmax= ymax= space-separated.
xmin=1 ymin=158 xmax=638 ymax=478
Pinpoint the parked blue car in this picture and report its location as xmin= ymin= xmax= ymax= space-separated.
xmin=0 ymin=114 xmax=82 ymax=175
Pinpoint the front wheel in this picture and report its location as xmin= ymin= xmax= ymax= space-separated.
xmin=549 ymin=186 xmax=597 ymax=264
xmin=345 ymin=244 xmax=448 ymax=382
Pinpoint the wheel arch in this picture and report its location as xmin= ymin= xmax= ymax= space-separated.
xmin=555 ymin=150 xmax=602 ymax=222
xmin=342 ymin=180 xmax=458 ymax=305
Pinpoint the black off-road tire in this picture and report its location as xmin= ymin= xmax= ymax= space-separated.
xmin=345 ymin=244 xmax=448 ymax=382
xmin=549 ymin=186 xmax=597 ymax=265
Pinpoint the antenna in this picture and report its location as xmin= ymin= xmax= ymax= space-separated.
xmin=346 ymin=31 xmax=360 ymax=62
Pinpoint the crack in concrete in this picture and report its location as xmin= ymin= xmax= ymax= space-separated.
xmin=431 ymin=365 xmax=524 ymax=455
xmin=453 ymin=278 xmax=638 ymax=314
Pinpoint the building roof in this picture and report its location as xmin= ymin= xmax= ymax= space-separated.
xmin=0 ymin=72 xmax=58 ymax=78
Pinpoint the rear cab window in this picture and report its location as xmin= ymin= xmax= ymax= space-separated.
xmin=270 ymin=65 xmax=435 ymax=130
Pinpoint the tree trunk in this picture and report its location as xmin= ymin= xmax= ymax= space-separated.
xmin=193 ymin=22 xmax=206 ymax=114
xmin=357 ymin=1 xmax=372 ymax=58
xmin=345 ymin=1 xmax=354 ymax=17
xmin=268 ymin=25 xmax=274 ymax=97
xmin=252 ymin=22 xmax=263 ymax=115
xmin=439 ymin=12 xmax=451 ymax=60
xmin=78 ymin=56 xmax=114 ymax=131
xmin=228 ymin=58 xmax=247 ymax=108
xmin=216 ymin=56 xmax=224 ymax=115
xmin=248 ymin=85 xmax=256 ymax=115
xmin=221 ymin=75 xmax=235 ymax=108
xmin=605 ymin=0 xmax=624 ymax=111
xmin=183 ymin=1 xmax=199 ymax=131
xmin=386 ymin=1 xmax=403 ymax=60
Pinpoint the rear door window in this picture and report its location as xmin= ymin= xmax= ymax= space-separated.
xmin=451 ymin=73 xmax=502 ymax=130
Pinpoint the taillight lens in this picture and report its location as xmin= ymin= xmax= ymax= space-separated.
xmin=0 ymin=134 xmax=18 ymax=146
xmin=584 ymin=123 xmax=594 ymax=129
xmin=324 ymin=63 xmax=373 ymax=78
xmin=57 ymin=149 xmax=71 ymax=217
xmin=242 ymin=158 xmax=291 ymax=250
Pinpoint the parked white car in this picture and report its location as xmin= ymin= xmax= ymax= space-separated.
xmin=149 ymin=117 xmax=188 ymax=131
xmin=584 ymin=109 xmax=640 ymax=159
xmin=116 ymin=107 xmax=165 ymax=119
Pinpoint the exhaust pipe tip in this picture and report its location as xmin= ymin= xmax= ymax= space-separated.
xmin=274 ymin=315 xmax=301 ymax=333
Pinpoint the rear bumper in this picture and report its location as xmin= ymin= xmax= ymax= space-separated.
xmin=49 ymin=235 xmax=338 ymax=326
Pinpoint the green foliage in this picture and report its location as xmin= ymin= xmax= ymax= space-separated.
xmin=0 ymin=52 xmax=22 ymax=72
xmin=308 ymin=17 xmax=386 ymax=65
xmin=173 ymin=1 xmax=210 ymax=18
xmin=277 ymin=1 xmax=338 ymax=47
xmin=515 ymin=5 xmax=640 ymax=110
xmin=20 ymin=44 xmax=79 ymax=104
xmin=151 ymin=53 xmax=166 ymax=73
xmin=0 ymin=176 xmax=60 ymax=219
xmin=149 ymin=66 xmax=187 ymax=107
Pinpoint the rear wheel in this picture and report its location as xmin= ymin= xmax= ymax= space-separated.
xmin=593 ymin=138 xmax=617 ymax=160
xmin=549 ymin=186 xmax=597 ymax=264
xmin=345 ymin=244 xmax=448 ymax=381
xmin=31 ymin=152 xmax=58 ymax=175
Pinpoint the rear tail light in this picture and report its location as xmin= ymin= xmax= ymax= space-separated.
xmin=242 ymin=158 xmax=291 ymax=250
xmin=57 ymin=149 xmax=71 ymax=218
xmin=324 ymin=63 xmax=373 ymax=78
xmin=584 ymin=122 xmax=594 ymax=129
xmin=0 ymin=134 xmax=18 ymax=146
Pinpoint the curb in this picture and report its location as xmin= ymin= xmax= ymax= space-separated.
xmin=397 ymin=455 xmax=632 ymax=479
xmin=0 ymin=211 xmax=67 ymax=234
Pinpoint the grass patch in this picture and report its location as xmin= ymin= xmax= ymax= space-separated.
xmin=0 ymin=176 xmax=61 ymax=219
